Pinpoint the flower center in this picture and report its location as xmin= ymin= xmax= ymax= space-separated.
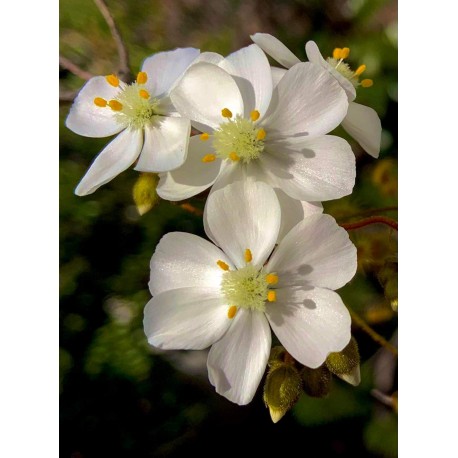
xmin=218 ymin=249 xmax=278 ymax=316
xmin=326 ymin=47 xmax=373 ymax=88
xmin=93 ymin=72 xmax=160 ymax=129
xmin=210 ymin=109 xmax=266 ymax=164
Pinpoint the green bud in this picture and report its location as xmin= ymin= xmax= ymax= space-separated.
xmin=263 ymin=364 xmax=302 ymax=423
xmin=378 ymin=258 xmax=398 ymax=310
xmin=301 ymin=365 xmax=332 ymax=398
xmin=326 ymin=337 xmax=360 ymax=387
xmin=132 ymin=173 xmax=159 ymax=215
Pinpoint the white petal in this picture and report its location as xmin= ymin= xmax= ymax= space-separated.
xmin=141 ymin=48 xmax=200 ymax=98
xmin=341 ymin=102 xmax=382 ymax=158
xmin=337 ymin=365 xmax=361 ymax=386
xmin=170 ymin=62 xmax=244 ymax=130
xmin=274 ymin=188 xmax=323 ymax=242
xmin=261 ymin=135 xmax=356 ymax=201
xmin=220 ymin=44 xmax=273 ymax=118
xmin=205 ymin=180 xmax=281 ymax=268
xmin=194 ymin=51 xmax=225 ymax=66
xmin=271 ymin=66 xmax=287 ymax=88
xmin=266 ymin=214 xmax=357 ymax=291
xmin=134 ymin=117 xmax=190 ymax=173
xmin=250 ymin=33 xmax=301 ymax=69
xmin=66 ymin=76 xmax=124 ymax=138
xmin=262 ymin=62 xmax=348 ymax=138
xmin=75 ymin=128 xmax=142 ymax=196
xmin=207 ymin=309 xmax=271 ymax=405
xmin=149 ymin=232 xmax=233 ymax=296
xmin=144 ymin=287 xmax=231 ymax=350
xmin=266 ymin=286 xmax=351 ymax=368
xmin=156 ymin=135 xmax=223 ymax=201
xmin=305 ymin=41 xmax=356 ymax=101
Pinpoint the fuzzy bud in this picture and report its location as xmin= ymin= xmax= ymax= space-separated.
xmin=132 ymin=173 xmax=159 ymax=215
xmin=301 ymin=365 xmax=332 ymax=398
xmin=378 ymin=258 xmax=398 ymax=311
xmin=326 ymin=337 xmax=361 ymax=386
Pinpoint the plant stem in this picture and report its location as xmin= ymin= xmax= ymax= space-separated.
xmin=340 ymin=216 xmax=398 ymax=231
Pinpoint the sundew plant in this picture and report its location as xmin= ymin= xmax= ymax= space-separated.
xmin=60 ymin=1 xmax=397 ymax=456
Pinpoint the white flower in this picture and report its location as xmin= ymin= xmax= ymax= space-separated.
xmin=144 ymin=180 xmax=356 ymax=405
xmin=66 ymin=48 xmax=201 ymax=195
xmin=156 ymin=44 xmax=355 ymax=204
xmin=251 ymin=33 xmax=382 ymax=158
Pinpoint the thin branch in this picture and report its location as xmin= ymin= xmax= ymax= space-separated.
xmin=349 ymin=308 xmax=398 ymax=357
xmin=337 ymin=206 xmax=398 ymax=221
xmin=371 ymin=389 xmax=398 ymax=412
xmin=93 ymin=0 xmax=131 ymax=81
xmin=340 ymin=216 xmax=398 ymax=232
xmin=179 ymin=203 xmax=203 ymax=216
xmin=59 ymin=55 xmax=94 ymax=81
xmin=59 ymin=89 xmax=79 ymax=104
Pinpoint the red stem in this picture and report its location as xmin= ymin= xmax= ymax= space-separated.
xmin=340 ymin=216 xmax=398 ymax=231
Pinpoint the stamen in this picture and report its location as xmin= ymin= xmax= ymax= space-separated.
xmin=139 ymin=89 xmax=150 ymax=99
xmin=200 ymin=133 xmax=210 ymax=141
xmin=256 ymin=128 xmax=266 ymax=141
xmin=354 ymin=64 xmax=366 ymax=76
xmin=108 ymin=100 xmax=123 ymax=111
xmin=202 ymin=154 xmax=216 ymax=163
xmin=217 ymin=260 xmax=230 ymax=271
xmin=361 ymin=79 xmax=373 ymax=88
xmin=244 ymin=249 xmax=252 ymax=263
xmin=250 ymin=110 xmax=260 ymax=122
xmin=266 ymin=273 xmax=279 ymax=285
xmin=221 ymin=108 xmax=233 ymax=118
xmin=106 ymin=74 xmax=120 ymax=87
xmin=94 ymin=97 xmax=107 ymax=107
xmin=136 ymin=72 xmax=148 ymax=84
xmin=229 ymin=152 xmax=240 ymax=161
xmin=333 ymin=48 xmax=342 ymax=59
xmin=340 ymin=47 xmax=350 ymax=59
xmin=267 ymin=290 xmax=276 ymax=302
xmin=227 ymin=305 xmax=237 ymax=319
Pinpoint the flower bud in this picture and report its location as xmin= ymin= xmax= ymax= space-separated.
xmin=326 ymin=337 xmax=361 ymax=386
xmin=378 ymin=258 xmax=398 ymax=311
xmin=263 ymin=364 xmax=302 ymax=424
xmin=132 ymin=173 xmax=159 ymax=215
xmin=301 ymin=365 xmax=332 ymax=398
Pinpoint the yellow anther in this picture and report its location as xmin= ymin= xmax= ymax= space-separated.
xmin=217 ymin=260 xmax=230 ymax=271
xmin=244 ymin=249 xmax=253 ymax=263
xmin=201 ymin=154 xmax=216 ymax=163
xmin=361 ymin=79 xmax=373 ymax=88
xmin=108 ymin=100 xmax=123 ymax=111
xmin=354 ymin=64 xmax=366 ymax=76
xmin=266 ymin=273 xmax=279 ymax=285
xmin=227 ymin=306 xmax=237 ymax=319
xmin=340 ymin=47 xmax=350 ymax=59
xmin=200 ymin=133 xmax=210 ymax=141
xmin=94 ymin=97 xmax=107 ymax=107
xmin=139 ymin=89 xmax=150 ymax=99
xmin=256 ymin=128 xmax=266 ymax=141
xmin=250 ymin=110 xmax=260 ymax=122
xmin=267 ymin=290 xmax=277 ymax=302
xmin=333 ymin=48 xmax=342 ymax=59
xmin=221 ymin=108 xmax=233 ymax=118
xmin=229 ymin=152 xmax=240 ymax=162
xmin=106 ymin=74 xmax=120 ymax=87
xmin=136 ymin=71 xmax=148 ymax=84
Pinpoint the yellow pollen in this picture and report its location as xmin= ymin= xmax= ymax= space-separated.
xmin=106 ymin=74 xmax=120 ymax=87
xmin=136 ymin=71 xmax=148 ymax=84
xmin=108 ymin=100 xmax=123 ymax=111
xmin=227 ymin=306 xmax=237 ymax=319
xmin=202 ymin=154 xmax=216 ymax=163
xmin=200 ymin=133 xmax=210 ymax=141
xmin=267 ymin=290 xmax=276 ymax=302
xmin=266 ymin=274 xmax=279 ymax=285
xmin=229 ymin=152 xmax=240 ymax=161
xmin=250 ymin=110 xmax=260 ymax=121
xmin=256 ymin=128 xmax=266 ymax=141
xmin=94 ymin=97 xmax=107 ymax=107
xmin=244 ymin=249 xmax=253 ymax=263
xmin=340 ymin=47 xmax=350 ymax=59
xmin=139 ymin=89 xmax=150 ymax=99
xmin=217 ymin=260 xmax=230 ymax=271
xmin=221 ymin=108 xmax=233 ymax=118
xmin=361 ymin=79 xmax=373 ymax=88
xmin=333 ymin=48 xmax=342 ymax=59
xmin=354 ymin=64 xmax=366 ymax=76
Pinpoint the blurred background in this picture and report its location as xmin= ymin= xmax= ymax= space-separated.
xmin=60 ymin=0 xmax=397 ymax=456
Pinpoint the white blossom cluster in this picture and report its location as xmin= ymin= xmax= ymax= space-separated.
xmin=66 ymin=33 xmax=381 ymax=406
